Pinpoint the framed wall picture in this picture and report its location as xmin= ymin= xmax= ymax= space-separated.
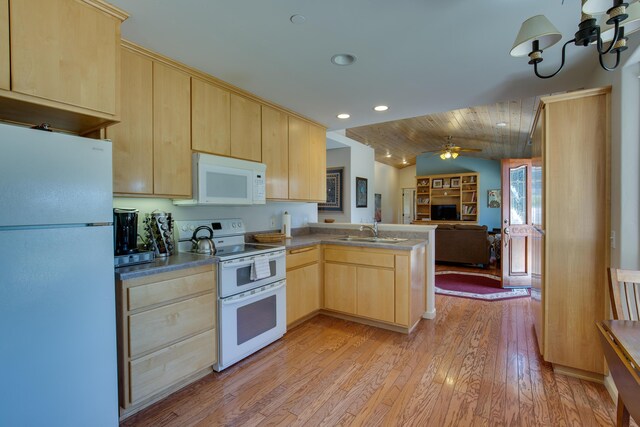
xmin=451 ymin=178 xmax=460 ymax=188
xmin=318 ymin=167 xmax=343 ymax=212
xmin=356 ymin=177 xmax=368 ymax=208
xmin=374 ymin=193 xmax=382 ymax=222
xmin=432 ymin=179 xmax=443 ymax=189
xmin=488 ymin=189 xmax=501 ymax=208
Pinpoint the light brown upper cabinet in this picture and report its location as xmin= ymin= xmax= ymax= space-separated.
xmin=153 ymin=62 xmax=192 ymax=197
xmin=6 ymin=0 xmax=127 ymax=132
xmin=309 ymin=123 xmax=327 ymax=202
xmin=191 ymin=78 xmax=230 ymax=156
xmin=230 ymin=94 xmax=261 ymax=162
xmin=109 ymin=44 xmax=191 ymax=198
xmin=288 ymin=116 xmax=311 ymax=200
xmin=107 ymin=48 xmax=153 ymax=195
xmin=288 ymin=117 xmax=327 ymax=201
xmin=261 ymin=106 xmax=289 ymax=199
xmin=0 ymin=0 xmax=8 ymax=91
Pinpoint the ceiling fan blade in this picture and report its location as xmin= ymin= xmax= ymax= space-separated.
xmin=456 ymin=148 xmax=482 ymax=152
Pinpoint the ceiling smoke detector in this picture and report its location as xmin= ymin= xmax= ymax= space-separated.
xmin=290 ymin=14 xmax=306 ymax=24
xmin=331 ymin=54 xmax=357 ymax=66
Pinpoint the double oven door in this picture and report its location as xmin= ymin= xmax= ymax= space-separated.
xmin=215 ymin=250 xmax=286 ymax=371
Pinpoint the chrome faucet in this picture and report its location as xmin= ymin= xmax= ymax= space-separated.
xmin=360 ymin=219 xmax=379 ymax=238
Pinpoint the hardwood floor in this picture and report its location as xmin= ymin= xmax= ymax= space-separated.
xmin=121 ymin=295 xmax=625 ymax=427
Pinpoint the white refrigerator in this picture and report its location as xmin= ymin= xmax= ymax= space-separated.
xmin=0 ymin=123 xmax=118 ymax=426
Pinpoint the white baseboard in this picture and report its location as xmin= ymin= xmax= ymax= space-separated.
xmin=423 ymin=309 xmax=436 ymax=319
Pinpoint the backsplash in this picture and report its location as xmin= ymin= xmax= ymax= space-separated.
xmin=112 ymin=197 xmax=319 ymax=233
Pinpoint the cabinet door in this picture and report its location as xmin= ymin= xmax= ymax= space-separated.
xmin=356 ymin=267 xmax=395 ymax=323
xmin=153 ymin=62 xmax=191 ymax=197
xmin=288 ymin=117 xmax=310 ymax=200
xmin=191 ymin=78 xmax=230 ymax=156
xmin=10 ymin=0 xmax=119 ymax=114
xmin=309 ymin=123 xmax=327 ymax=201
xmin=107 ymin=48 xmax=153 ymax=195
xmin=323 ymin=263 xmax=356 ymax=314
xmin=262 ymin=106 xmax=289 ymax=199
xmin=230 ymin=94 xmax=261 ymax=161
xmin=300 ymin=263 xmax=321 ymax=318
xmin=0 ymin=0 xmax=8 ymax=90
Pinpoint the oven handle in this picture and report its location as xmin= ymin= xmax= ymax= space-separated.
xmin=221 ymin=251 xmax=285 ymax=269
xmin=221 ymin=280 xmax=285 ymax=306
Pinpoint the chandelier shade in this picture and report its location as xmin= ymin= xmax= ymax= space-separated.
xmin=598 ymin=1 xmax=640 ymax=41
xmin=510 ymin=15 xmax=563 ymax=57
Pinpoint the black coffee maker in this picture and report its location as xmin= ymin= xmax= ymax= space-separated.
xmin=113 ymin=208 xmax=139 ymax=255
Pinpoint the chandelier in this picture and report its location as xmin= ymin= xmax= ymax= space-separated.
xmin=511 ymin=0 xmax=640 ymax=78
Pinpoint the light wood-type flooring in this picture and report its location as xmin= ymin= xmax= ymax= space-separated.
xmin=121 ymin=295 xmax=627 ymax=427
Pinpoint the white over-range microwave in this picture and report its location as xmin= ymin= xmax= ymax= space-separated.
xmin=175 ymin=153 xmax=266 ymax=206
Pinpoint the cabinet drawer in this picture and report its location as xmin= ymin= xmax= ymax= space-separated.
xmin=324 ymin=248 xmax=394 ymax=268
xmin=287 ymin=246 xmax=319 ymax=270
xmin=128 ymin=270 xmax=215 ymax=311
xmin=129 ymin=329 xmax=216 ymax=403
xmin=129 ymin=293 xmax=215 ymax=357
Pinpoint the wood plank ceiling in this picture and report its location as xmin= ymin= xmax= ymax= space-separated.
xmin=346 ymin=96 xmax=541 ymax=168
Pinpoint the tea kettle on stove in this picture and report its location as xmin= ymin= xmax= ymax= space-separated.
xmin=191 ymin=226 xmax=215 ymax=254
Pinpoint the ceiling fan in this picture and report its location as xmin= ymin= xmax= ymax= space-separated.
xmin=422 ymin=136 xmax=482 ymax=159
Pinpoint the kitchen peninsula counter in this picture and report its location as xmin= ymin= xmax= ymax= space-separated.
xmin=275 ymin=234 xmax=428 ymax=251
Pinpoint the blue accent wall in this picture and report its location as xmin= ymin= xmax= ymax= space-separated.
xmin=416 ymin=154 xmax=501 ymax=229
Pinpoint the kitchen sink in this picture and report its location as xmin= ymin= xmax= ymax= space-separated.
xmin=337 ymin=236 xmax=408 ymax=243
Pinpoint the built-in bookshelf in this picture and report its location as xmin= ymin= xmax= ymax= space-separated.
xmin=414 ymin=172 xmax=479 ymax=223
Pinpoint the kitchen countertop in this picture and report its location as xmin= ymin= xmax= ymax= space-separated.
xmin=277 ymin=233 xmax=428 ymax=251
xmin=115 ymin=234 xmax=428 ymax=281
xmin=115 ymin=252 xmax=215 ymax=281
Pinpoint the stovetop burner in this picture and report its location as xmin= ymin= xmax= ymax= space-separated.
xmin=175 ymin=219 xmax=285 ymax=261
xmin=189 ymin=243 xmax=279 ymax=258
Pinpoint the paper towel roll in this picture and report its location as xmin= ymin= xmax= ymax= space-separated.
xmin=282 ymin=211 xmax=292 ymax=238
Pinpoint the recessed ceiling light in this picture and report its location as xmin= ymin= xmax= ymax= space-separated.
xmin=337 ymin=113 xmax=350 ymax=119
xmin=402 ymin=159 xmax=407 ymax=164
xmin=331 ymin=54 xmax=357 ymax=66
xmin=496 ymin=122 xmax=508 ymax=127
xmin=290 ymin=14 xmax=306 ymax=24
xmin=374 ymin=105 xmax=389 ymax=112
xmin=385 ymin=152 xmax=391 ymax=158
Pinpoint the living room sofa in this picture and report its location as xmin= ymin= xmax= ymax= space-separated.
xmin=435 ymin=224 xmax=491 ymax=266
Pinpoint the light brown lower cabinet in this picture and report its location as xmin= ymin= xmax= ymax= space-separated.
xmin=323 ymin=245 xmax=426 ymax=331
xmin=286 ymin=246 xmax=321 ymax=326
xmin=116 ymin=264 xmax=217 ymax=416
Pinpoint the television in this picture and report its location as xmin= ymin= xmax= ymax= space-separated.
xmin=431 ymin=204 xmax=458 ymax=221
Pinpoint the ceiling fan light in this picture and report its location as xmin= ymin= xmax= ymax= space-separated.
xmin=440 ymin=153 xmax=446 ymax=160
xmin=444 ymin=151 xmax=452 ymax=159
xmin=510 ymin=15 xmax=563 ymax=57
xmin=597 ymin=2 xmax=640 ymax=42
xmin=452 ymin=152 xmax=459 ymax=159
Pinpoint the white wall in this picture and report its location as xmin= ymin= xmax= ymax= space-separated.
xmin=320 ymin=148 xmax=351 ymax=223
xmin=319 ymin=132 xmax=375 ymax=224
xmin=585 ymin=44 xmax=640 ymax=269
xmin=113 ymin=198 xmax=318 ymax=233
xmin=374 ymin=162 xmax=399 ymax=223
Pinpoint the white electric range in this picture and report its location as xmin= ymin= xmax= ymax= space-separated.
xmin=175 ymin=218 xmax=286 ymax=371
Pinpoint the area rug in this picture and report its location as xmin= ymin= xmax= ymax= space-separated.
xmin=435 ymin=271 xmax=530 ymax=301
